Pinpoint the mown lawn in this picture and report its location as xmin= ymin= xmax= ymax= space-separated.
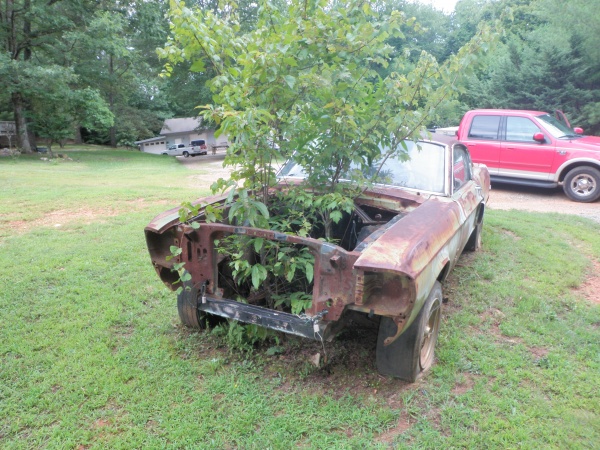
xmin=1 ymin=148 xmax=598 ymax=448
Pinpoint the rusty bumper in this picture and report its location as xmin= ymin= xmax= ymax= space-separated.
xmin=198 ymin=294 xmax=328 ymax=340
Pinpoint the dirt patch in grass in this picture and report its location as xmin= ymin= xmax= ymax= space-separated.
xmin=1 ymin=198 xmax=171 ymax=237
xmin=574 ymin=259 xmax=600 ymax=305
xmin=502 ymin=229 xmax=521 ymax=240
xmin=479 ymin=308 xmax=505 ymax=334
xmin=529 ymin=346 xmax=549 ymax=359
xmin=189 ymin=322 xmax=420 ymax=405
xmin=375 ymin=410 xmax=412 ymax=444
xmin=452 ymin=373 xmax=477 ymax=395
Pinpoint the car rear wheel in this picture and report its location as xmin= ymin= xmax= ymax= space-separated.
xmin=465 ymin=207 xmax=484 ymax=251
xmin=376 ymin=281 xmax=442 ymax=382
xmin=563 ymin=166 xmax=600 ymax=202
xmin=183 ymin=151 xmax=190 ymax=158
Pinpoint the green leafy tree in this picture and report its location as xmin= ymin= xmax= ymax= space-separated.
xmin=161 ymin=0 xmax=496 ymax=309
xmin=0 ymin=0 xmax=84 ymax=152
xmin=32 ymin=85 xmax=114 ymax=155
xmin=457 ymin=0 xmax=600 ymax=133
xmin=162 ymin=0 xmax=495 ymax=201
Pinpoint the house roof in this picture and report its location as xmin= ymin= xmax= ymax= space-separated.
xmin=160 ymin=117 xmax=202 ymax=135
xmin=134 ymin=136 xmax=166 ymax=145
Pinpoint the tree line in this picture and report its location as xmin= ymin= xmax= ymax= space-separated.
xmin=1 ymin=0 xmax=598 ymax=154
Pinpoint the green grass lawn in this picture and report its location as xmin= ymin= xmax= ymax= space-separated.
xmin=1 ymin=148 xmax=599 ymax=448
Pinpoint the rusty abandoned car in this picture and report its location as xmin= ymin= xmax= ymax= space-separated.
xmin=145 ymin=135 xmax=490 ymax=381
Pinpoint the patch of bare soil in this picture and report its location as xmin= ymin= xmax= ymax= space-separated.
xmin=375 ymin=410 xmax=412 ymax=445
xmin=178 ymin=154 xmax=233 ymax=188
xmin=2 ymin=198 xmax=170 ymax=237
xmin=451 ymin=373 xmax=477 ymax=396
xmin=574 ymin=259 xmax=600 ymax=304
xmin=186 ymin=319 xmax=419 ymax=403
xmin=529 ymin=346 xmax=549 ymax=359
xmin=478 ymin=308 xmax=506 ymax=337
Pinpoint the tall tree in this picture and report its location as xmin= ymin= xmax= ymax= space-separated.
xmin=456 ymin=0 xmax=600 ymax=133
xmin=1 ymin=0 xmax=70 ymax=151
xmin=161 ymin=0 xmax=496 ymax=207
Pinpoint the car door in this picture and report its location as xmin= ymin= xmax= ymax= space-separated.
xmin=460 ymin=114 xmax=502 ymax=174
xmin=451 ymin=146 xmax=481 ymax=250
xmin=499 ymin=116 xmax=556 ymax=179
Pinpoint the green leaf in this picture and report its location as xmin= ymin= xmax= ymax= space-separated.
xmin=253 ymin=238 xmax=264 ymax=253
xmin=254 ymin=201 xmax=269 ymax=219
xmin=305 ymin=263 xmax=314 ymax=284
xmin=251 ymin=264 xmax=267 ymax=290
xmin=330 ymin=210 xmax=343 ymax=223
xmin=180 ymin=272 xmax=192 ymax=282
xmin=190 ymin=59 xmax=205 ymax=72
xmin=283 ymin=75 xmax=296 ymax=89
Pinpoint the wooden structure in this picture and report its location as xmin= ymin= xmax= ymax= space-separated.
xmin=0 ymin=121 xmax=16 ymax=148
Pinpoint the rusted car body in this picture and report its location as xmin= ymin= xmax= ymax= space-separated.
xmin=145 ymin=136 xmax=490 ymax=381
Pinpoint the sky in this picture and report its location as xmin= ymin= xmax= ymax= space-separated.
xmin=417 ymin=0 xmax=459 ymax=14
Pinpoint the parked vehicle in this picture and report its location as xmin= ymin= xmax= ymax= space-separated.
xmin=190 ymin=139 xmax=207 ymax=148
xmin=454 ymin=109 xmax=600 ymax=202
xmin=162 ymin=144 xmax=185 ymax=156
xmin=145 ymin=135 xmax=490 ymax=381
xmin=163 ymin=143 xmax=207 ymax=157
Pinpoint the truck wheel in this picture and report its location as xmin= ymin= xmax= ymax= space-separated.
xmin=376 ymin=281 xmax=442 ymax=382
xmin=183 ymin=151 xmax=190 ymax=158
xmin=563 ymin=166 xmax=600 ymax=202
xmin=177 ymin=278 xmax=214 ymax=329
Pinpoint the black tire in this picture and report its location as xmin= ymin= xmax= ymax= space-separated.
xmin=177 ymin=278 xmax=222 ymax=329
xmin=376 ymin=281 xmax=442 ymax=382
xmin=183 ymin=151 xmax=190 ymax=158
xmin=563 ymin=166 xmax=600 ymax=203
xmin=465 ymin=208 xmax=484 ymax=252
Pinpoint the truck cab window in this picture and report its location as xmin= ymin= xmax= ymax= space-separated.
xmin=468 ymin=115 xmax=501 ymax=139
xmin=506 ymin=117 xmax=542 ymax=142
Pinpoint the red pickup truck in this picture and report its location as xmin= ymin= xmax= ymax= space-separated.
xmin=454 ymin=109 xmax=600 ymax=202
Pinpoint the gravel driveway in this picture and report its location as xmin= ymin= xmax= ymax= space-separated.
xmin=488 ymin=182 xmax=600 ymax=224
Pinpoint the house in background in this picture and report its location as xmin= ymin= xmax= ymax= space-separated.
xmin=135 ymin=117 xmax=229 ymax=155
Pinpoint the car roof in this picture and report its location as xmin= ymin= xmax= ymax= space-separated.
xmin=468 ymin=109 xmax=548 ymax=116
xmin=420 ymin=131 xmax=459 ymax=147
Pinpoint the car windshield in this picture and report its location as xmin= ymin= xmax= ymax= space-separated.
xmin=537 ymin=114 xmax=581 ymax=139
xmin=278 ymin=140 xmax=446 ymax=194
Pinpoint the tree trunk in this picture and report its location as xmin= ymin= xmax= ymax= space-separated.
xmin=74 ymin=125 xmax=83 ymax=144
xmin=109 ymin=54 xmax=117 ymax=147
xmin=12 ymin=92 xmax=33 ymax=153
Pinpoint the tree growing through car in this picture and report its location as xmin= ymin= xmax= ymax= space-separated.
xmin=160 ymin=0 xmax=497 ymax=327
